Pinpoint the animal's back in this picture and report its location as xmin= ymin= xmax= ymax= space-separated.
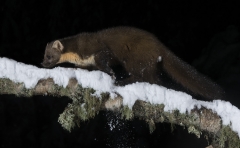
xmin=95 ymin=27 xmax=224 ymax=100
xmin=95 ymin=27 xmax=164 ymax=82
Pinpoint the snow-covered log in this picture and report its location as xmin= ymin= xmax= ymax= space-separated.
xmin=0 ymin=57 xmax=240 ymax=148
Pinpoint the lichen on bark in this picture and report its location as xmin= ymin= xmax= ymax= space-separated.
xmin=0 ymin=77 xmax=240 ymax=148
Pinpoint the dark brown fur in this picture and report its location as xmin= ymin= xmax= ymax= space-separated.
xmin=42 ymin=26 xmax=224 ymax=100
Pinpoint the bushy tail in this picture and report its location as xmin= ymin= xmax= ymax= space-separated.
xmin=162 ymin=49 xmax=224 ymax=100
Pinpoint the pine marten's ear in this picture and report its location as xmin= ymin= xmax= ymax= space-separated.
xmin=52 ymin=40 xmax=64 ymax=51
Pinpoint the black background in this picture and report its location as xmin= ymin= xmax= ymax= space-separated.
xmin=0 ymin=0 xmax=240 ymax=147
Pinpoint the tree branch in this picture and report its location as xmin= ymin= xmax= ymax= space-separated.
xmin=0 ymin=77 xmax=239 ymax=148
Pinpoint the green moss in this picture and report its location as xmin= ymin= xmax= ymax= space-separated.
xmin=188 ymin=125 xmax=202 ymax=138
xmin=82 ymin=88 xmax=101 ymax=118
xmin=20 ymin=85 xmax=33 ymax=97
xmin=58 ymin=87 xmax=102 ymax=132
xmin=121 ymin=106 xmax=134 ymax=120
xmin=214 ymin=126 xmax=240 ymax=148
xmin=0 ymin=78 xmax=21 ymax=95
xmin=58 ymin=103 xmax=75 ymax=132
xmin=147 ymin=119 xmax=156 ymax=133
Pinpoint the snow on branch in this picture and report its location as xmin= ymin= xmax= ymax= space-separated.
xmin=0 ymin=57 xmax=240 ymax=148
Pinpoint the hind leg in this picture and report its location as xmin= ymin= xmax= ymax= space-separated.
xmin=141 ymin=67 xmax=162 ymax=85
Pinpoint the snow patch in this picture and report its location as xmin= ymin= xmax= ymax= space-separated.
xmin=157 ymin=56 xmax=162 ymax=62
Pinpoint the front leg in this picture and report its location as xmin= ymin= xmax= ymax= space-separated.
xmin=94 ymin=50 xmax=116 ymax=79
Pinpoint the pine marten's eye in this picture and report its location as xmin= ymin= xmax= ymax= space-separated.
xmin=47 ymin=55 xmax=51 ymax=60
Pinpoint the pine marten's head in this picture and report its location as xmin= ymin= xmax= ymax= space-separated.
xmin=41 ymin=40 xmax=63 ymax=68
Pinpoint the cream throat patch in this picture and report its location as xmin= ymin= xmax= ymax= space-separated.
xmin=57 ymin=52 xmax=95 ymax=66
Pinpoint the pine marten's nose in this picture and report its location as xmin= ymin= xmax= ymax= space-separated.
xmin=41 ymin=61 xmax=49 ymax=67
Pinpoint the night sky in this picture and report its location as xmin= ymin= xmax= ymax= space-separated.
xmin=0 ymin=0 xmax=240 ymax=147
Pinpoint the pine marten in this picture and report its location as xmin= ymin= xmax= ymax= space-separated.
xmin=41 ymin=26 xmax=224 ymax=100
